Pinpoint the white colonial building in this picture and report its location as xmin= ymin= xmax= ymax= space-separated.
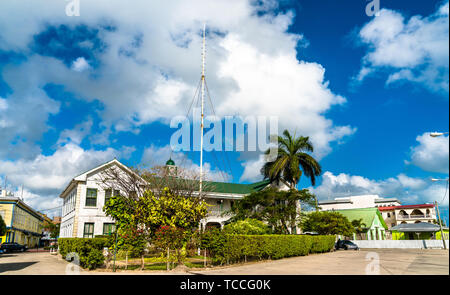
xmin=59 ymin=159 xmax=272 ymax=238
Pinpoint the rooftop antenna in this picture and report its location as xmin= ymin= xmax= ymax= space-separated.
xmin=199 ymin=22 xmax=206 ymax=199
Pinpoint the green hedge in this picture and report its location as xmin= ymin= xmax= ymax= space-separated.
xmin=202 ymin=234 xmax=335 ymax=264
xmin=58 ymin=237 xmax=109 ymax=270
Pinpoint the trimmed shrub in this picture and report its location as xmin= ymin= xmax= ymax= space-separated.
xmin=223 ymin=219 xmax=271 ymax=235
xmin=58 ymin=237 xmax=108 ymax=270
xmin=201 ymin=233 xmax=335 ymax=264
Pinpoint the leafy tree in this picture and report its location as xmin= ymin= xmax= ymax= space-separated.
xmin=301 ymin=211 xmax=354 ymax=236
xmin=351 ymin=219 xmax=367 ymax=240
xmin=0 ymin=215 xmax=6 ymax=237
xmin=230 ymin=188 xmax=317 ymax=234
xmin=104 ymin=187 xmax=208 ymax=267
xmin=223 ymin=218 xmax=271 ymax=235
xmin=261 ymin=129 xmax=322 ymax=189
xmin=43 ymin=221 xmax=60 ymax=239
xmin=154 ymin=226 xmax=189 ymax=266
xmin=135 ymin=188 xmax=208 ymax=234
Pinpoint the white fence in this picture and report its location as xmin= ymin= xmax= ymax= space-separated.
xmin=351 ymin=240 xmax=449 ymax=249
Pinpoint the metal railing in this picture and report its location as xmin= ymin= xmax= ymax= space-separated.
xmin=396 ymin=214 xmax=432 ymax=220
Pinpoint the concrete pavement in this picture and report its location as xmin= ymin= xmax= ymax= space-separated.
xmin=0 ymin=249 xmax=448 ymax=275
xmin=190 ymin=249 xmax=449 ymax=275
xmin=0 ymin=251 xmax=78 ymax=275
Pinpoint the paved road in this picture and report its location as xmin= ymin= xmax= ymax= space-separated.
xmin=0 ymin=249 xmax=448 ymax=275
xmin=0 ymin=252 xmax=79 ymax=275
xmin=192 ymin=249 xmax=449 ymax=275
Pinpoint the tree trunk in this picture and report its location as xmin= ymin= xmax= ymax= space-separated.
xmin=125 ymin=251 xmax=128 ymax=270
xmin=141 ymin=254 xmax=144 ymax=270
xmin=167 ymin=248 xmax=170 ymax=271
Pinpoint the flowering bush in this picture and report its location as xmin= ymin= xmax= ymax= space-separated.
xmin=154 ymin=225 xmax=188 ymax=264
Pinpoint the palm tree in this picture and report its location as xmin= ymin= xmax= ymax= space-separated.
xmin=351 ymin=219 xmax=367 ymax=240
xmin=261 ymin=129 xmax=322 ymax=190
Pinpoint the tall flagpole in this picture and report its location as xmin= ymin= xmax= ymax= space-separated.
xmin=199 ymin=23 xmax=206 ymax=198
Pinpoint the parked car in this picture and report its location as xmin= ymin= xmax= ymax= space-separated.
xmin=335 ymin=240 xmax=359 ymax=250
xmin=0 ymin=242 xmax=28 ymax=253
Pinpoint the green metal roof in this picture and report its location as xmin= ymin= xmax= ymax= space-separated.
xmin=203 ymin=179 xmax=271 ymax=194
xmin=166 ymin=158 xmax=175 ymax=166
xmin=333 ymin=208 xmax=388 ymax=230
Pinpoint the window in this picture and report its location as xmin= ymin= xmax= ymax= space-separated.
xmin=104 ymin=189 xmax=120 ymax=205
xmin=387 ymin=213 xmax=391 ymax=218
xmin=103 ymin=223 xmax=116 ymax=235
xmin=105 ymin=189 xmax=111 ymax=205
xmin=83 ymin=223 xmax=94 ymax=238
xmin=85 ymin=188 xmax=97 ymax=207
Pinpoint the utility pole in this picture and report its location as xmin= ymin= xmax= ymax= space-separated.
xmin=435 ymin=201 xmax=447 ymax=250
xmin=199 ymin=23 xmax=206 ymax=199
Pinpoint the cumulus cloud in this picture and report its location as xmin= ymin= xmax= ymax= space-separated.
xmin=57 ymin=119 xmax=93 ymax=146
xmin=355 ymin=1 xmax=449 ymax=94
xmin=71 ymin=57 xmax=90 ymax=72
xmin=311 ymin=171 xmax=447 ymax=207
xmin=0 ymin=0 xmax=354 ymax=160
xmin=407 ymin=132 xmax=449 ymax=174
xmin=239 ymin=154 xmax=264 ymax=182
xmin=0 ymin=143 xmax=133 ymax=213
xmin=0 ymin=0 xmax=358 ymax=208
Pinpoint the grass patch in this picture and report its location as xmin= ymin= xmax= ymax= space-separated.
xmin=184 ymin=261 xmax=206 ymax=268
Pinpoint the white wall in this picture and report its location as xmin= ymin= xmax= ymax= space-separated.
xmin=76 ymin=180 xmax=115 ymax=237
xmin=351 ymin=240 xmax=449 ymax=249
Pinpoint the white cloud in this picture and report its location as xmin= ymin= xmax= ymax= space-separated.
xmin=355 ymin=2 xmax=449 ymax=93
xmin=239 ymin=154 xmax=266 ymax=182
xmin=311 ymin=171 xmax=447 ymax=207
xmin=71 ymin=57 xmax=90 ymax=72
xmin=407 ymin=132 xmax=449 ymax=174
xmin=57 ymin=119 xmax=93 ymax=146
xmin=0 ymin=143 xmax=131 ymax=206
xmin=0 ymin=0 xmax=354 ymax=162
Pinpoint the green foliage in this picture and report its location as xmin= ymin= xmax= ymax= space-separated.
xmin=223 ymin=218 xmax=270 ymax=235
xmin=43 ymin=221 xmax=60 ymax=239
xmin=57 ymin=237 xmax=108 ymax=270
xmin=154 ymin=226 xmax=187 ymax=250
xmin=0 ymin=215 xmax=6 ymax=236
xmin=200 ymin=227 xmax=227 ymax=260
xmin=201 ymin=232 xmax=335 ymax=264
xmin=351 ymin=218 xmax=367 ymax=239
xmin=85 ymin=249 xmax=105 ymax=270
xmin=230 ymin=188 xmax=317 ymax=234
xmin=261 ymin=129 xmax=322 ymax=188
xmin=153 ymin=225 xmax=189 ymax=263
xmin=301 ymin=211 xmax=355 ymax=236
xmin=103 ymin=187 xmax=208 ymax=263
xmin=135 ymin=188 xmax=208 ymax=234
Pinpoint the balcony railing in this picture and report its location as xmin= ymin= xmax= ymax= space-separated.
xmin=207 ymin=207 xmax=232 ymax=217
xmin=397 ymin=214 xmax=431 ymax=220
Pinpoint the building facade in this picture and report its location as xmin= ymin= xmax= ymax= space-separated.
xmin=59 ymin=159 xmax=272 ymax=238
xmin=378 ymin=204 xmax=437 ymax=229
xmin=319 ymin=195 xmax=401 ymax=211
xmin=0 ymin=191 xmax=44 ymax=247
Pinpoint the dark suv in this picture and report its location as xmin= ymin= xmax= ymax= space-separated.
xmin=335 ymin=240 xmax=359 ymax=250
xmin=0 ymin=242 xmax=28 ymax=253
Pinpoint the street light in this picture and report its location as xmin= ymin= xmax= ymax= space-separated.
xmin=431 ymin=178 xmax=450 ymax=182
xmin=430 ymin=132 xmax=449 ymax=137
xmin=430 ymin=178 xmax=448 ymax=250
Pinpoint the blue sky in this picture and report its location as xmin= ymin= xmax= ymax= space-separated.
xmin=0 ymin=0 xmax=448 ymax=222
